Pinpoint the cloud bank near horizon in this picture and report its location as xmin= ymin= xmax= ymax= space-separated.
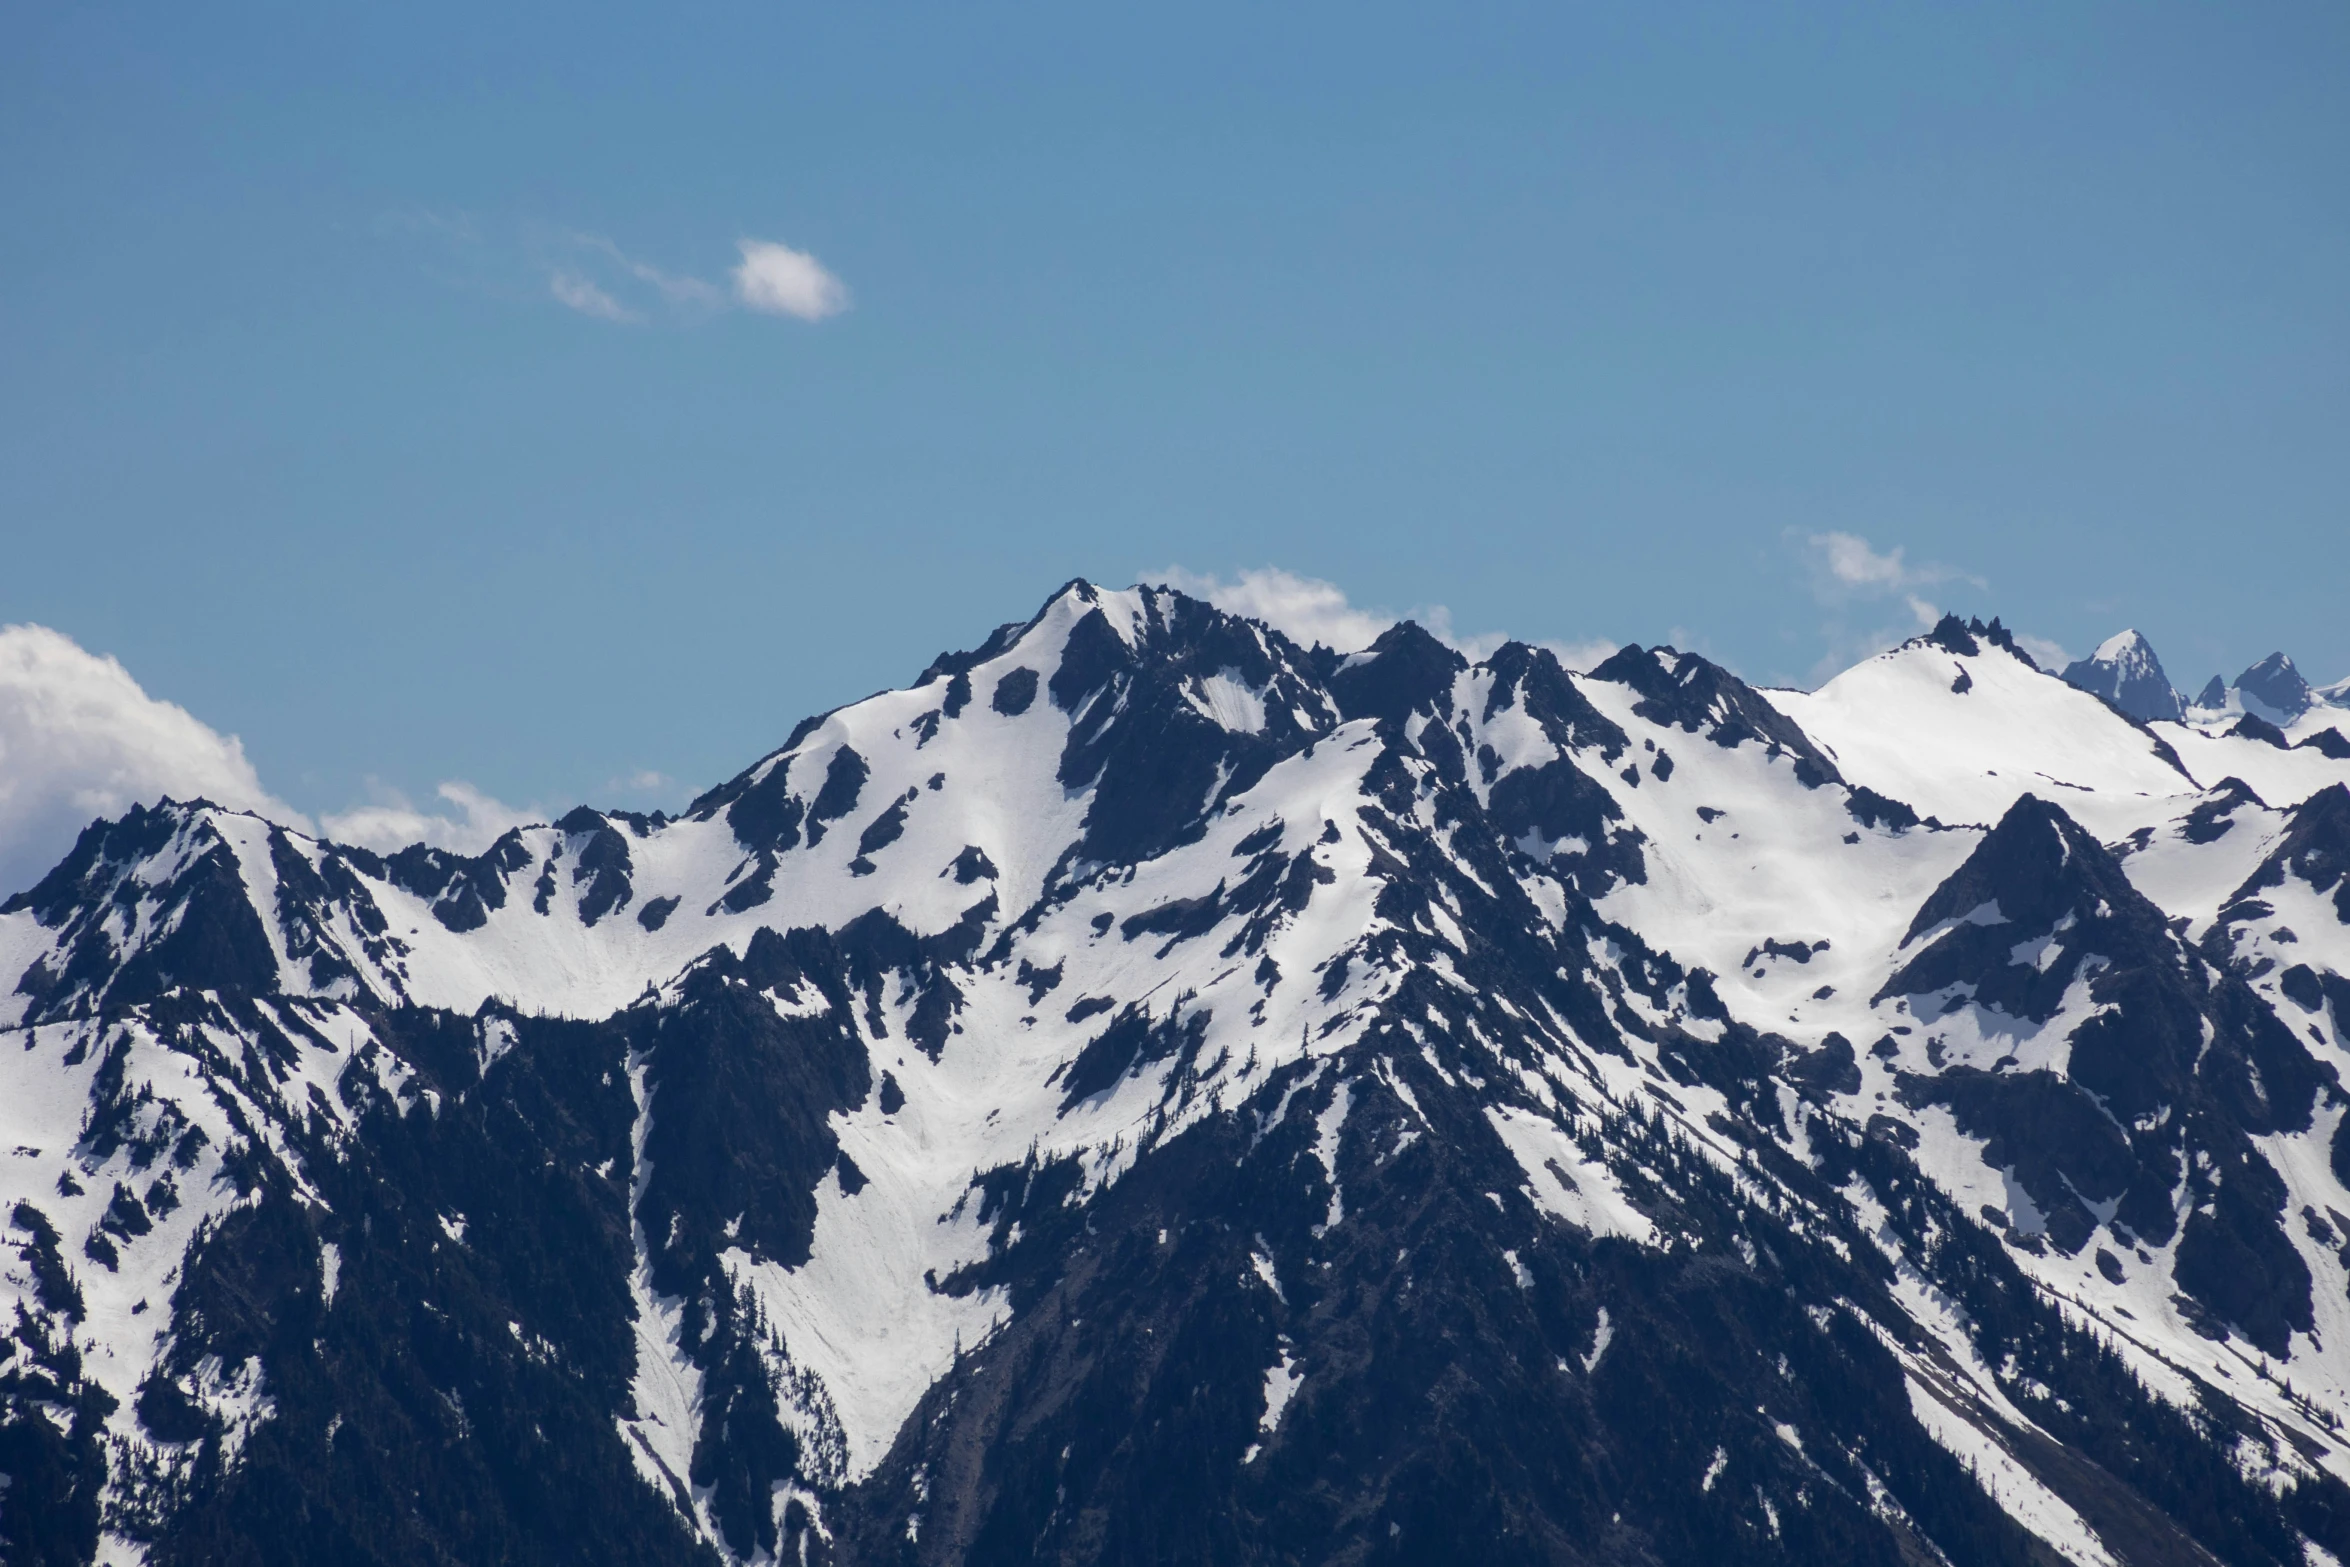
xmin=0 ymin=625 xmax=310 ymax=897
xmin=0 ymin=624 xmax=534 ymax=900
xmin=0 ymin=576 xmax=1606 ymax=895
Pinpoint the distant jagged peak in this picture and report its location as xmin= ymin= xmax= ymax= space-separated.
xmin=1895 ymin=792 xmax=2148 ymax=955
xmin=2060 ymin=627 xmax=2185 ymax=724
xmin=1911 ymin=611 xmax=2040 ymax=668
xmin=2091 ymin=627 xmax=2158 ymax=664
xmin=2183 ymin=649 xmax=2336 ymax=727
xmin=2234 ymin=650 xmax=2313 ymax=724
xmin=2226 ymin=713 xmax=2292 ymax=749
xmin=1585 ymin=642 xmax=1841 ymax=786
xmin=0 ymin=794 xmax=232 ymax=925
xmin=2227 ymin=779 xmax=2350 ymax=921
xmin=1325 ymin=618 xmax=1464 ymax=726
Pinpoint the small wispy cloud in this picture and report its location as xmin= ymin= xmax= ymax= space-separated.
xmin=604 ymin=768 xmax=673 ymax=798
xmin=1803 ymin=531 xmax=1983 ymax=601
xmin=1542 ymin=638 xmax=1622 ymax=674
xmin=382 ymin=212 xmax=848 ymax=330
xmin=1155 ymin=567 xmax=1393 ymax=653
xmin=553 ymin=234 xmax=845 ymax=325
xmin=732 ymin=239 xmax=851 ymax=321
xmin=1793 ymin=532 xmax=1962 ymax=683
xmin=2011 ymin=632 xmax=2073 ymax=671
xmin=572 ymin=234 xmax=727 ymax=311
xmin=1792 ymin=531 xmax=2070 ymax=683
xmin=550 ymin=271 xmax=639 ymax=323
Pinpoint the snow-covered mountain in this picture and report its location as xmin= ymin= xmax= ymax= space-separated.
xmin=2060 ymin=629 xmax=2185 ymax=723
xmin=7 ymin=582 xmax=2350 ymax=1567
xmin=2237 ymin=654 xmax=2319 ymax=725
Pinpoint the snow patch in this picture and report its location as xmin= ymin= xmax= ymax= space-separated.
xmin=1192 ymin=670 xmax=1270 ymax=735
xmin=1311 ymin=1079 xmax=1353 ymax=1233
xmin=1486 ymin=1106 xmax=1659 ymax=1246
xmin=1583 ymin=1307 xmax=1613 ymax=1373
xmin=1905 ymin=1373 xmax=2116 ymax=1566
xmin=1243 ymin=1342 xmax=1302 ymax=1463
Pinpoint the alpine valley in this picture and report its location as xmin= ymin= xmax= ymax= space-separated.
xmin=10 ymin=581 xmax=2350 ymax=1567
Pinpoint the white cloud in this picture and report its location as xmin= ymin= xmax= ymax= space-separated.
xmin=0 ymin=623 xmax=552 ymax=901
xmin=1155 ymin=567 xmax=1396 ymax=653
xmin=604 ymin=769 xmax=673 ymax=797
xmin=1792 ymin=531 xmax=2066 ymax=684
xmin=1803 ymin=531 xmax=1983 ymax=600
xmin=1417 ymin=604 xmax=1511 ymax=664
xmin=1793 ymin=531 xmax=1968 ymax=684
xmin=733 ymin=239 xmax=851 ymax=321
xmin=1802 ymin=590 xmax=1947 ymax=687
xmin=572 ymin=234 xmax=727 ymax=310
xmin=2012 ymin=632 xmax=2073 ymax=671
xmin=320 ymin=781 xmax=531 ymax=857
xmin=1150 ymin=566 xmax=1614 ymax=669
xmin=1541 ymin=638 xmax=1623 ymax=674
xmin=389 ymin=214 xmax=848 ymax=329
xmin=0 ymin=625 xmax=311 ymax=898
xmin=550 ymin=271 xmax=639 ymax=323
xmin=1813 ymin=532 xmax=1911 ymax=591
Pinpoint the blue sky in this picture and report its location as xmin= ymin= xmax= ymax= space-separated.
xmin=3 ymin=0 xmax=2345 ymax=837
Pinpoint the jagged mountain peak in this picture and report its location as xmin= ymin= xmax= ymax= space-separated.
xmin=2060 ymin=627 xmax=2186 ymax=723
xmin=1880 ymin=792 xmax=2178 ymax=1036
xmin=1913 ymin=611 xmax=2039 ymax=668
xmin=1323 ymin=618 xmax=1464 ymax=725
xmin=1771 ymin=615 xmax=2200 ymax=837
xmin=1585 ymin=643 xmax=1841 ymax=786
xmin=1896 ymin=792 xmax=2146 ymax=950
xmin=1879 ymin=789 xmax=2333 ymax=1362
xmin=2229 ymin=780 xmax=2350 ymax=924
xmin=2091 ymin=627 xmax=2157 ymax=663
xmin=2237 ymin=649 xmax=2315 ymax=723
xmin=2183 ymin=649 xmax=2350 ymax=730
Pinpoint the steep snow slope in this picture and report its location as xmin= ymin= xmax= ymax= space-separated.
xmin=2154 ymin=716 xmax=2350 ymax=812
xmin=6 ymin=586 xmax=2350 ymax=1567
xmin=1567 ymin=662 xmax=1972 ymax=1040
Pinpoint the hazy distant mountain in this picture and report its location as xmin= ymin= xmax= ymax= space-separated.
xmin=2236 ymin=651 xmax=2317 ymax=723
xmin=2058 ymin=628 xmax=2184 ymax=722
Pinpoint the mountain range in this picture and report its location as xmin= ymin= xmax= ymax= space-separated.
xmin=6 ymin=581 xmax=2350 ymax=1567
